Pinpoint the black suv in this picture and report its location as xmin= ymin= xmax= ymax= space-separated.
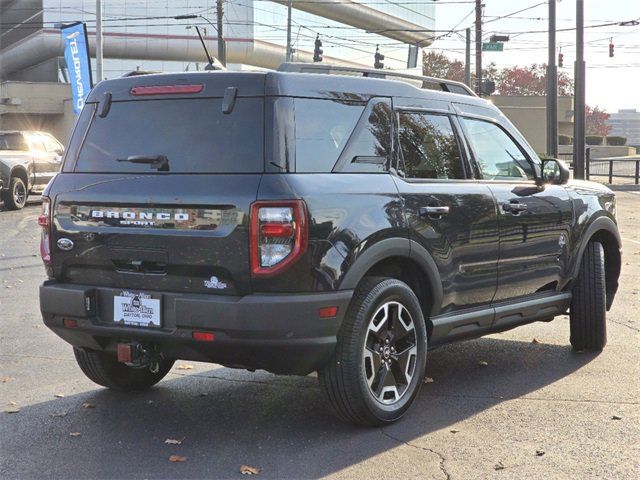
xmin=39 ymin=65 xmax=621 ymax=426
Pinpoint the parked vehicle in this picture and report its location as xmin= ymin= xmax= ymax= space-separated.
xmin=38 ymin=66 xmax=621 ymax=426
xmin=0 ymin=130 xmax=64 ymax=210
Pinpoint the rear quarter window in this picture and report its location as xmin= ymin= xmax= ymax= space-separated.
xmin=74 ymin=97 xmax=263 ymax=173
xmin=293 ymin=98 xmax=365 ymax=172
xmin=0 ymin=133 xmax=28 ymax=151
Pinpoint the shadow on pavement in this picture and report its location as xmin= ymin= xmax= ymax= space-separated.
xmin=1 ymin=336 xmax=598 ymax=479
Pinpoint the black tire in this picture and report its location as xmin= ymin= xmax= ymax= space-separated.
xmin=570 ymin=241 xmax=607 ymax=351
xmin=2 ymin=176 xmax=28 ymax=210
xmin=73 ymin=347 xmax=174 ymax=391
xmin=319 ymin=277 xmax=428 ymax=426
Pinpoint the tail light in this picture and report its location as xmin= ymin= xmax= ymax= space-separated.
xmin=250 ymin=200 xmax=308 ymax=277
xmin=38 ymin=196 xmax=51 ymax=264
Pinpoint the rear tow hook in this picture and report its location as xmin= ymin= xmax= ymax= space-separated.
xmin=117 ymin=342 xmax=163 ymax=372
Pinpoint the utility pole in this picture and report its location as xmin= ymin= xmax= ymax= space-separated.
xmin=573 ymin=0 xmax=586 ymax=179
xmin=95 ymin=0 xmax=103 ymax=82
xmin=475 ymin=0 xmax=482 ymax=96
xmin=546 ymin=0 xmax=558 ymax=157
xmin=465 ymin=27 xmax=471 ymax=87
xmin=286 ymin=0 xmax=293 ymax=62
xmin=216 ymin=0 xmax=226 ymax=66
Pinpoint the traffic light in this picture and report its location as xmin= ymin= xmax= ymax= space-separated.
xmin=558 ymin=52 xmax=564 ymax=67
xmin=609 ymin=42 xmax=614 ymax=58
xmin=374 ymin=45 xmax=384 ymax=69
xmin=313 ymin=35 xmax=323 ymax=63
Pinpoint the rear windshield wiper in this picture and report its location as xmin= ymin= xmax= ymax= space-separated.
xmin=117 ymin=155 xmax=169 ymax=172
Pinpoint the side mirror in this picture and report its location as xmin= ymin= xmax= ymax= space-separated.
xmin=540 ymin=158 xmax=570 ymax=185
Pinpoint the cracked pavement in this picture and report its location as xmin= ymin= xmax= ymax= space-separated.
xmin=1 ymin=192 xmax=639 ymax=479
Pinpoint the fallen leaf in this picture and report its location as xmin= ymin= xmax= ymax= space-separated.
xmin=479 ymin=361 xmax=489 ymax=366
xmin=169 ymin=455 xmax=187 ymax=462
xmin=535 ymin=450 xmax=545 ymax=457
xmin=4 ymin=406 xmax=20 ymax=414
xmin=494 ymin=461 xmax=505 ymax=471
xmin=423 ymin=377 xmax=434 ymax=384
xmin=165 ymin=438 xmax=184 ymax=445
xmin=450 ymin=429 xmax=459 ymax=434
xmin=176 ymin=364 xmax=194 ymax=370
xmin=69 ymin=432 xmax=81 ymax=437
xmin=51 ymin=411 xmax=68 ymax=418
xmin=1 ymin=377 xmax=14 ymax=383
xmin=54 ymin=394 xmax=65 ymax=398
xmin=240 ymin=465 xmax=260 ymax=475
xmin=612 ymin=415 xmax=622 ymax=420
xmin=531 ymin=338 xmax=540 ymax=344
xmin=82 ymin=402 xmax=96 ymax=409
xmin=8 ymin=401 xmax=16 ymax=405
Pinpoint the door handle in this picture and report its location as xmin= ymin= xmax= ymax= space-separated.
xmin=502 ymin=201 xmax=528 ymax=214
xmin=419 ymin=206 xmax=450 ymax=218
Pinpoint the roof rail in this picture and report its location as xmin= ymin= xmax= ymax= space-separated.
xmin=277 ymin=63 xmax=476 ymax=97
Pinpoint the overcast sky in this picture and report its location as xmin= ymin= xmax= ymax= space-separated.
xmin=428 ymin=0 xmax=639 ymax=113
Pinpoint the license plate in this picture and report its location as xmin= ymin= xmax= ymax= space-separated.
xmin=113 ymin=291 xmax=161 ymax=328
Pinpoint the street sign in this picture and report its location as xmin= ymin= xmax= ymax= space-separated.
xmin=482 ymin=42 xmax=504 ymax=52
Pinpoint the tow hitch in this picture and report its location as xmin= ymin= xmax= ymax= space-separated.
xmin=117 ymin=342 xmax=163 ymax=373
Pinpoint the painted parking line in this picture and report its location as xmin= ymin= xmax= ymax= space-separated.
xmin=622 ymin=237 xmax=640 ymax=245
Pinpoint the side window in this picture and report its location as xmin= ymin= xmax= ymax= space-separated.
xmin=43 ymin=134 xmax=63 ymax=154
xmin=461 ymin=117 xmax=534 ymax=180
xmin=294 ymin=99 xmax=365 ymax=173
xmin=398 ymin=112 xmax=464 ymax=179
xmin=337 ymin=98 xmax=392 ymax=173
xmin=29 ymin=134 xmax=47 ymax=153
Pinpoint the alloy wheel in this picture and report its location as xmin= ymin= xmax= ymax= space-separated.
xmin=362 ymin=301 xmax=418 ymax=405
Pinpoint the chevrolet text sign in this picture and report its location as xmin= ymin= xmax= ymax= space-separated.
xmin=61 ymin=22 xmax=93 ymax=115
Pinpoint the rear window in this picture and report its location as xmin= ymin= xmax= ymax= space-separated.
xmin=0 ymin=133 xmax=28 ymax=151
xmin=74 ymin=98 xmax=263 ymax=173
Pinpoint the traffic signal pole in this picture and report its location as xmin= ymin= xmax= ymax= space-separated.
xmin=546 ymin=0 xmax=558 ymax=157
xmin=465 ymin=28 xmax=471 ymax=87
xmin=475 ymin=0 xmax=482 ymax=96
xmin=573 ymin=0 xmax=586 ymax=180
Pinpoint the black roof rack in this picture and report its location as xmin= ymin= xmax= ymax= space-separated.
xmin=277 ymin=63 xmax=476 ymax=97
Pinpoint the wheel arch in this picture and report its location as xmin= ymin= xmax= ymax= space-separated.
xmin=10 ymin=165 xmax=29 ymax=190
xmin=571 ymin=216 xmax=621 ymax=310
xmin=339 ymin=238 xmax=443 ymax=335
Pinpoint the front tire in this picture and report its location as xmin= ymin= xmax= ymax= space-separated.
xmin=2 ymin=176 xmax=28 ymax=210
xmin=570 ymin=241 xmax=607 ymax=351
xmin=73 ymin=347 xmax=174 ymax=391
xmin=319 ymin=277 xmax=428 ymax=426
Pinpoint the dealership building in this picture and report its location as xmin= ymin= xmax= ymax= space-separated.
xmin=0 ymin=0 xmax=436 ymax=141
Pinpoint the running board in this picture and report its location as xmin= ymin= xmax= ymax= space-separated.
xmin=430 ymin=292 xmax=572 ymax=345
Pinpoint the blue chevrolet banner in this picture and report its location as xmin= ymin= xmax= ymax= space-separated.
xmin=61 ymin=22 xmax=93 ymax=115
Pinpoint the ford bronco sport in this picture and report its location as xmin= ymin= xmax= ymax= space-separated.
xmin=39 ymin=65 xmax=621 ymax=426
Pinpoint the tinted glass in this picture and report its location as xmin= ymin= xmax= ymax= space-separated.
xmin=0 ymin=133 xmax=28 ymax=151
xmin=398 ymin=113 xmax=463 ymax=179
xmin=461 ymin=117 xmax=534 ymax=180
xmin=294 ymin=99 xmax=364 ymax=172
xmin=75 ymin=98 xmax=263 ymax=173
xmin=339 ymin=99 xmax=392 ymax=173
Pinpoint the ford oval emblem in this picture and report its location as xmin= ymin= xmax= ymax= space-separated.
xmin=57 ymin=238 xmax=74 ymax=251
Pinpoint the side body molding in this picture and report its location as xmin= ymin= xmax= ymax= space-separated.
xmin=339 ymin=237 xmax=443 ymax=316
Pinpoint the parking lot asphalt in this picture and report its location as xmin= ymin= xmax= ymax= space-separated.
xmin=1 ymin=192 xmax=638 ymax=480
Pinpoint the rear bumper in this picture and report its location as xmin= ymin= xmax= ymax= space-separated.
xmin=40 ymin=282 xmax=353 ymax=375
